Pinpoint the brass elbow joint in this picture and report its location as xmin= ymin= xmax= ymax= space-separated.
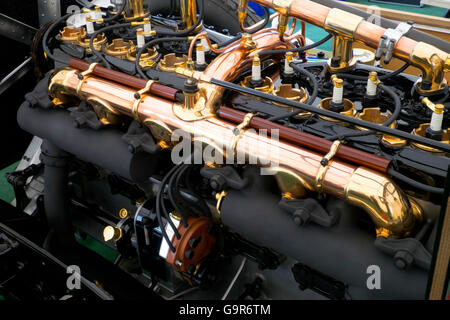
xmin=411 ymin=42 xmax=449 ymax=95
xmin=345 ymin=168 xmax=422 ymax=238
xmin=273 ymin=0 xmax=294 ymax=40
xmin=238 ymin=0 xmax=249 ymax=25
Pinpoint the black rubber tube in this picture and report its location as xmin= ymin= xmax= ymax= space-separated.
xmin=17 ymin=103 xmax=157 ymax=182
xmin=313 ymin=0 xmax=450 ymax=53
xmin=40 ymin=140 xmax=75 ymax=249
xmin=220 ymin=168 xmax=428 ymax=299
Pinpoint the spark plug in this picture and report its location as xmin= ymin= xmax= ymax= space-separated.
xmin=329 ymin=75 xmax=345 ymax=112
xmin=250 ymin=54 xmax=264 ymax=88
xmin=281 ymin=52 xmax=295 ymax=84
xmin=422 ymin=97 xmax=445 ymax=140
xmin=363 ymin=71 xmax=380 ymax=108
xmin=195 ymin=43 xmax=207 ymax=71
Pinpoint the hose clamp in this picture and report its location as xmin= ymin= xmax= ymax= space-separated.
xmin=315 ymin=140 xmax=342 ymax=192
xmin=132 ymin=80 xmax=155 ymax=122
xmin=230 ymin=112 xmax=255 ymax=157
xmin=375 ymin=21 xmax=413 ymax=65
xmin=76 ymin=62 xmax=100 ymax=98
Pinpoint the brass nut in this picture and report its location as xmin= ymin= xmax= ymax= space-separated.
xmin=119 ymin=208 xmax=128 ymax=219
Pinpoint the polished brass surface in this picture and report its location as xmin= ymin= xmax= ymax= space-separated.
xmin=180 ymin=0 xmax=197 ymax=29
xmin=132 ymin=80 xmax=155 ymax=122
xmin=422 ymin=97 xmax=445 ymax=114
xmin=60 ymin=26 xmax=86 ymax=44
xmin=230 ymin=113 xmax=256 ymax=158
xmin=355 ymin=108 xmax=395 ymax=131
xmin=346 ymin=167 xmax=419 ymax=238
xmin=119 ymin=208 xmax=129 ymax=219
xmin=241 ymin=76 xmax=275 ymax=94
xmin=315 ymin=140 xmax=341 ymax=192
xmin=78 ymin=33 xmax=107 ymax=54
xmin=324 ymin=8 xmax=363 ymax=38
xmin=318 ymin=97 xmax=356 ymax=124
xmin=103 ymin=226 xmax=123 ymax=242
xmin=158 ymin=53 xmax=188 ymax=73
xmin=87 ymin=96 xmax=124 ymax=127
xmin=412 ymin=123 xmax=450 ymax=155
xmin=356 ymin=108 xmax=405 ymax=147
xmin=124 ymin=0 xmax=149 ymax=21
xmin=411 ymin=42 xmax=449 ymax=95
xmin=127 ymin=45 xmax=158 ymax=69
xmin=49 ymin=29 xmax=421 ymax=238
xmin=275 ymin=167 xmax=308 ymax=199
xmin=215 ymin=190 xmax=227 ymax=217
xmin=105 ymin=38 xmax=133 ymax=59
xmin=274 ymin=84 xmax=309 ymax=115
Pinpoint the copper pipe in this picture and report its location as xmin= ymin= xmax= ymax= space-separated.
xmin=240 ymin=12 xmax=280 ymax=33
xmin=50 ymin=69 xmax=419 ymax=237
xmin=187 ymin=32 xmax=227 ymax=60
xmin=68 ymin=58 xmax=179 ymax=101
xmin=217 ymin=106 xmax=390 ymax=173
xmin=50 ymin=31 xmax=420 ymax=238
xmin=251 ymin=0 xmax=444 ymax=67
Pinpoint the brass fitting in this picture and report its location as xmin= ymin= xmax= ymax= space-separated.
xmin=324 ymin=8 xmax=364 ymax=72
xmin=103 ymin=226 xmax=123 ymax=242
xmin=273 ymin=0 xmax=294 ymax=39
xmin=124 ymin=0 xmax=148 ymax=21
xmin=411 ymin=42 xmax=449 ymax=95
xmin=180 ymin=0 xmax=198 ymax=30
xmin=238 ymin=0 xmax=249 ymax=25
xmin=105 ymin=38 xmax=133 ymax=59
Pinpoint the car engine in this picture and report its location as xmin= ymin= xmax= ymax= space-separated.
xmin=1 ymin=0 xmax=450 ymax=301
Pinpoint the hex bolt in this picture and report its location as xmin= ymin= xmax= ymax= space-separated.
xmin=394 ymin=250 xmax=414 ymax=270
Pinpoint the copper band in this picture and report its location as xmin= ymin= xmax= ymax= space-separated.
xmin=76 ymin=62 xmax=100 ymax=98
xmin=230 ymin=113 xmax=256 ymax=157
xmin=132 ymin=80 xmax=155 ymax=122
xmin=315 ymin=140 xmax=342 ymax=192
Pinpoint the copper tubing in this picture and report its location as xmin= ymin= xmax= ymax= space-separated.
xmin=250 ymin=0 xmax=421 ymax=64
xmin=240 ymin=12 xmax=280 ymax=33
xmin=217 ymin=106 xmax=390 ymax=173
xmin=187 ymin=32 xmax=228 ymax=60
xmin=68 ymin=58 xmax=179 ymax=101
xmin=50 ymin=69 xmax=419 ymax=237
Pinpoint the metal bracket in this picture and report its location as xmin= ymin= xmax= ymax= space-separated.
xmin=375 ymin=21 xmax=414 ymax=65
xmin=76 ymin=62 xmax=100 ymax=98
xmin=315 ymin=140 xmax=341 ymax=192
xmin=230 ymin=112 xmax=255 ymax=157
xmin=132 ymin=80 xmax=155 ymax=122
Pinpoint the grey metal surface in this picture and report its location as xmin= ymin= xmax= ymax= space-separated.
xmin=0 ymin=57 xmax=33 ymax=96
xmin=38 ymin=0 xmax=62 ymax=26
xmin=0 ymin=13 xmax=37 ymax=45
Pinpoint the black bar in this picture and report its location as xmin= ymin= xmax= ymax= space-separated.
xmin=211 ymin=78 xmax=450 ymax=153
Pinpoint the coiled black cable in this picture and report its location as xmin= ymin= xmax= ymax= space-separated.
xmin=290 ymin=63 xmax=318 ymax=104
xmin=156 ymin=164 xmax=183 ymax=253
xmin=157 ymin=0 xmax=204 ymax=37
xmin=135 ymin=37 xmax=188 ymax=79
xmin=89 ymin=22 xmax=131 ymax=69
xmin=325 ymin=84 xmax=401 ymax=141
xmin=42 ymin=13 xmax=72 ymax=65
xmin=335 ymin=62 xmax=411 ymax=82
xmin=387 ymin=168 xmax=444 ymax=194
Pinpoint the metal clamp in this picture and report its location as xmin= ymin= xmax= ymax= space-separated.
xmin=76 ymin=63 xmax=100 ymax=98
xmin=230 ymin=113 xmax=255 ymax=157
xmin=315 ymin=140 xmax=342 ymax=192
xmin=132 ymin=80 xmax=155 ymax=122
xmin=375 ymin=21 xmax=413 ymax=65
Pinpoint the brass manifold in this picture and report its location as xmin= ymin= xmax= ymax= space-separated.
xmin=49 ymin=31 xmax=423 ymax=239
xmin=245 ymin=0 xmax=449 ymax=93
